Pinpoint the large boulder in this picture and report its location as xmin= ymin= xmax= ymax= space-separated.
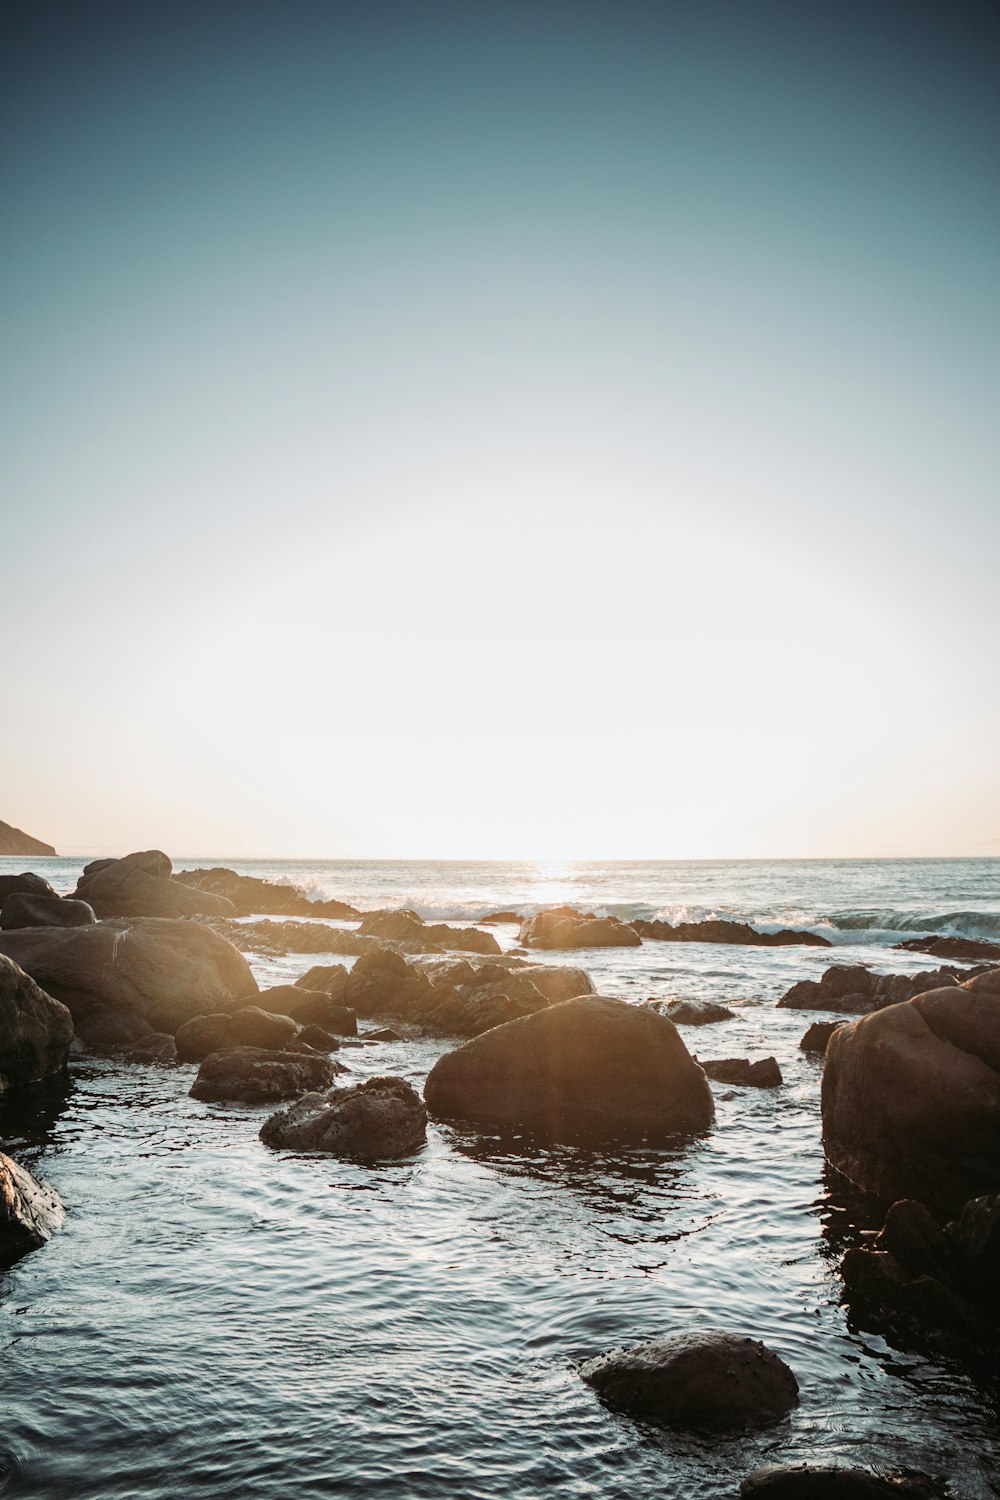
xmin=0 ymin=872 xmax=57 ymax=904
xmin=175 ymin=1006 xmax=301 ymax=1062
xmin=260 ymin=1076 xmax=426 ymax=1156
xmin=189 ymin=1047 xmax=342 ymax=1103
xmin=174 ymin=866 xmax=360 ymax=919
xmin=0 ymin=954 xmax=74 ymax=1089
xmin=822 ymin=976 xmax=1000 ymax=1213
xmin=424 ymin=994 xmax=714 ymax=1140
xmin=0 ymin=1152 xmax=65 ymax=1257
xmin=0 ymin=918 xmax=258 ymax=1035
xmin=74 ymin=850 xmax=236 ymax=919
xmin=778 ymin=963 xmax=978 ymax=1015
xmin=580 ymin=1330 xmax=798 ymax=1430
xmin=633 ymin=917 xmax=830 ymax=947
xmin=344 ymin=951 xmax=435 ymax=1019
xmin=520 ymin=908 xmax=641 ymax=949
xmin=0 ymin=893 xmax=96 ymax=930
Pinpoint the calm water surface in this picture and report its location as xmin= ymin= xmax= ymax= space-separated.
xmin=1 ymin=858 xmax=998 ymax=1498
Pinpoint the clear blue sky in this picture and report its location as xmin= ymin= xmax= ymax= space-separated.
xmin=3 ymin=1 xmax=998 ymax=857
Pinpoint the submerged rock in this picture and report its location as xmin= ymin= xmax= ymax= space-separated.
xmin=700 ymin=1056 xmax=782 ymax=1088
xmin=632 ymin=917 xmax=830 ymax=947
xmin=0 ymin=954 xmax=74 ymax=1090
xmin=424 ymin=994 xmax=714 ymax=1140
xmin=520 ymin=908 xmax=641 ymax=950
xmin=260 ymin=1075 xmax=426 ymax=1156
xmin=0 ymin=918 xmax=258 ymax=1035
xmin=645 ymin=998 xmax=736 ymax=1025
xmin=0 ymin=893 xmax=96 ymax=930
xmin=822 ymin=975 xmax=1000 ymax=1213
xmin=0 ymin=1152 xmax=65 ymax=1256
xmin=189 ymin=1046 xmax=341 ymax=1103
xmin=739 ymin=1464 xmax=946 ymax=1497
xmin=74 ymin=850 xmax=236 ymax=919
xmin=580 ymin=1329 xmax=798 ymax=1430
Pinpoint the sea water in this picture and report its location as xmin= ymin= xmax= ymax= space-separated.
xmin=0 ymin=857 xmax=997 ymax=1498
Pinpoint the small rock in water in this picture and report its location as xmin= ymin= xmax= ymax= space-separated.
xmin=700 ymin=1056 xmax=783 ymax=1088
xmin=645 ymin=999 xmax=736 ymax=1025
xmin=189 ymin=1046 xmax=342 ymax=1103
xmin=0 ymin=1151 xmax=65 ymax=1257
xmin=800 ymin=1020 xmax=846 ymax=1054
xmin=260 ymin=1075 xmax=427 ymax=1157
xmin=580 ymin=1329 xmax=798 ymax=1430
xmin=364 ymin=1027 xmax=403 ymax=1042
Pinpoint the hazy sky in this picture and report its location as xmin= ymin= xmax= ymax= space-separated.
xmin=3 ymin=0 xmax=998 ymax=859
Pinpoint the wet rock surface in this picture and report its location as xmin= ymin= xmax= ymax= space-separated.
xmin=424 ymin=994 xmax=714 ymax=1140
xmin=800 ymin=1020 xmax=846 ymax=1054
xmin=632 ymin=917 xmax=831 ymax=947
xmin=580 ymin=1329 xmax=798 ymax=1430
xmin=0 ymin=1151 xmax=65 ymax=1257
xmin=739 ymin=1464 xmax=947 ymax=1497
xmin=260 ymin=1075 xmax=426 ymax=1156
xmin=700 ymin=1056 xmax=782 ymax=1088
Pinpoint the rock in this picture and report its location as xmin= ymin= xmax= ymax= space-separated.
xmin=894 ymin=934 xmax=1000 ymax=963
xmin=189 ymin=1047 xmax=341 ymax=1103
xmin=480 ymin=910 xmax=522 ymax=923
xmin=778 ymin=962 xmax=988 ymax=1014
xmin=295 ymin=965 xmax=350 ymax=1003
xmin=0 ymin=893 xmax=96 ymax=930
xmin=364 ymin=1027 xmax=402 ymax=1042
xmin=520 ymin=909 xmax=641 ymax=949
xmin=175 ymin=1006 xmax=299 ymax=1062
xmin=0 ymin=872 xmax=57 ymax=904
xmin=800 ymin=1020 xmax=846 ymax=1054
xmin=0 ymin=954 xmax=74 ymax=1090
xmin=632 ymin=917 xmax=830 ymax=948
xmin=260 ymin=1075 xmax=426 ymax=1156
xmin=358 ymin=909 xmax=501 ymax=954
xmin=0 ymin=1152 xmax=65 ymax=1256
xmin=822 ymin=977 xmax=1000 ymax=1213
xmin=840 ymin=1194 xmax=1000 ymax=1360
xmin=294 ymin=1024 xmax=341 ymax=1052
xmin=580 ymin=1329 xmax=798 ymax=1430
xmin=700 ymin=1056 xmax=782 ymax=1088
xmin=345 ymin=950 xmax=435 ymax=1019
xmin=207 ymin=918 xmax=381 ymax=957
xmin=74 ymin=850 xmax=236 ymax=919
xmin=358 ymin=909 xmax=427 ymax=941
xmin=106 ymin=1032 xmax=178 ymax=1064
xmin=0 ymin=821 xmax=56 ymax=857
xmin=424 ymin=994 xmax=714 ymax=1140
xmin=0 ymin=918 xmax=258 ymax=1035
xmin=739 ymin=1464 xmax=946 ymax=1497
xmin=283 ymin=988 xmax=358 ymax=1036
xmin=174 ymin=866 xmax=360 ymax=919
xmin=645 ymin=998 xmax=736 ymax=1025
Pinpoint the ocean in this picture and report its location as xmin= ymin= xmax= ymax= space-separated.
xmin=1 ymin=856 xmax=997 ymax=1498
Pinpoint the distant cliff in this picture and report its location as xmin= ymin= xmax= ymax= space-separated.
xmin=0 ymin=820 xmax=57 ymax=856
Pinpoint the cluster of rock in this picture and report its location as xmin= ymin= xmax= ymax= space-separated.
xmin=175 ymin=866 xmax=361 ymax=918
xmin=633 ymin=916 xmax=831 ymax=947
xmin=201 ymin=911 xmax=502 ymax=959
xmin=73 ymin=850 xmax=237 ymax=918
xmin=698 ymin=1056 xmax=782 ymax=1088
xmin=778 ymin=962 xmax=986 ymax=1015
xmin=840 ymin=1194 xmax=1000 ymax=1361
xmin=893 ymin=934 xmax=1000 ymax=962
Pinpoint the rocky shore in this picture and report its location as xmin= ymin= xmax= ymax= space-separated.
xmin=0 ymin=847 xmax=995 ymax=1492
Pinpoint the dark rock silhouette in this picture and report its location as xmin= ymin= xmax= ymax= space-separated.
xmin=0 ymin=953 xmax=74 ymax=1089
xmin=0 ymin=893 xmax=96 ymax=930
xmin=260 ymin=1075 xmax=426 ymax=1156
xmin=189 ymin=1046 xmax=342 ymax=1103
xmin=632 ymin=917 xmax=830 ymax=947
xmin=74 ymin=851 xmax=236 ymax=919
xmin=700 ymin=1056 xmax=782 ymax=1088
xmin=778 ymin=963 xmax=985 ymax=1014
xmin=175 ymin=866 xmax=361 ymax=918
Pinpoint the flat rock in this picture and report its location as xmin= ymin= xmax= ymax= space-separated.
xmin=0 ymin=1151 xmax=65 ymax=1257
xmin=633 ymin=917 xmax=830 ymax=947
xmin=260 ymin=1075 xmax=426 ymax=1156
xmin=189 ymin=1046 xmax=341 ymax=1103
xmin=0 ymin=953 xmax=74 ymax=1090
xmin=580 ymin=1329 xmax=798 ymax=1430
xmin=424 ymin=994 xmax=714 ymax=1140
xmin=740 ymin=1464 xmax=946 ymax=1497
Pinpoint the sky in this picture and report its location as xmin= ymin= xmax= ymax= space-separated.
xmin=2 ymin=0 xmax=998 ymax=860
